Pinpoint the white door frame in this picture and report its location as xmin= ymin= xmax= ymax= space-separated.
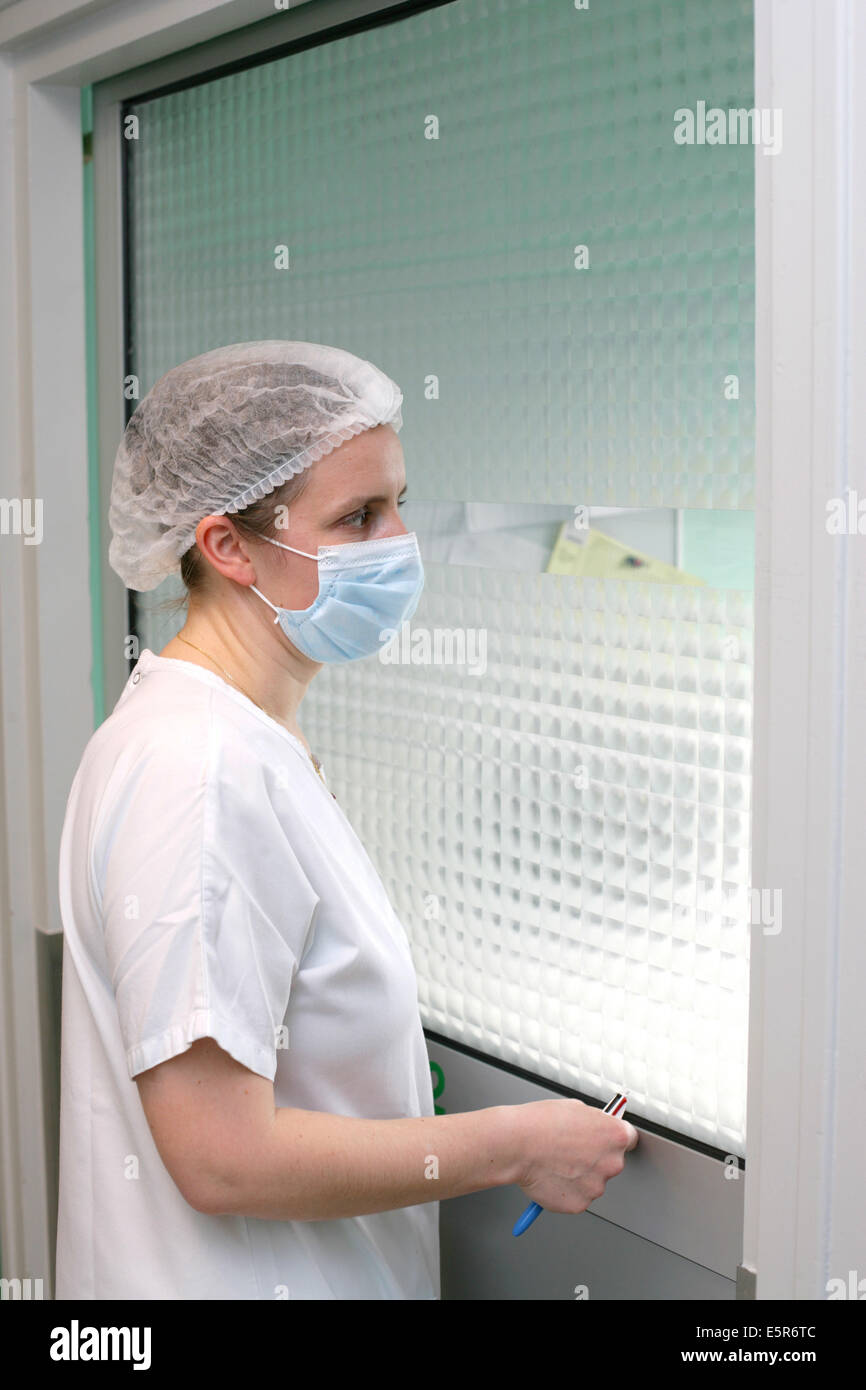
xmin=0 ymin=0 xmax=861 ymax=1299
xmin=746 ymin=0 xmax=866 ymax=1299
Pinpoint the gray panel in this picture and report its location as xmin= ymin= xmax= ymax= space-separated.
xmin=427 ymin=1036 xmax=743 ymax=1299
xmin=441 ymin=1186 xmax=735 ymax=1301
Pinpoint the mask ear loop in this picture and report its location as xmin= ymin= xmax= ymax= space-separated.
xmin=248 ymin=585 xmax=282 ymax=622
xmin=261 ymin=535 xmax=319 ymax=560
xmin=249 ymin=534 xmax=319 ymax=620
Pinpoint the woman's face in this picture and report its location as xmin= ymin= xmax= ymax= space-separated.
xmin=258 ymin=422 xmax=409 ymax=612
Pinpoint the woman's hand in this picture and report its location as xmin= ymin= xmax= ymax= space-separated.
xmin=509 ymin=1098 xmax=639 ymax=1214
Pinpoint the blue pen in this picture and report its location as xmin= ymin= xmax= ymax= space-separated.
xmin=512 ymin=1090 xmax=630 ymax=1236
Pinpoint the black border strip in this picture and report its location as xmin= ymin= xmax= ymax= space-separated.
xmin=120 ymin=0 xmax=457 ymax=108
xmin=424 ymin=1027 xmax=746 ymax=1169
xmin=119 ymin=81 xmax=138 ymax=648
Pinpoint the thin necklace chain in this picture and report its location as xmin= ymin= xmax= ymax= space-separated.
xmin=173 ymin=633 xmax=327 ymax=785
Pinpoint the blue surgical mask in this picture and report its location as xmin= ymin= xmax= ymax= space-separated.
xmin=249 ymin=530 xmax=425 ymax=663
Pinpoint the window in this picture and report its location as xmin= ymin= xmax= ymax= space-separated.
xmin=126 ymin=0 xmax=754 ymax=1157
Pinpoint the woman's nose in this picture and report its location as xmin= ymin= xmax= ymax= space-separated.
xmin=382 ymin=510 xmax=409 ymax=539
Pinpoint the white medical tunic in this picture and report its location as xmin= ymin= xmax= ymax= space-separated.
xmin=55 ymin=648 xmax=440 ymax=1300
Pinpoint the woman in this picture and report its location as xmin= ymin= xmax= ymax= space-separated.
xmin=55 ymin=340 xmax=638 ymax=1300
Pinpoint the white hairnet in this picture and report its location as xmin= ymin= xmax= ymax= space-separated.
xmin=108 ymin=340 xmax=403 ymax=591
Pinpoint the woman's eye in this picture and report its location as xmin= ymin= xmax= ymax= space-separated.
xmin=342 ymin=498 xmax=405 ymax=527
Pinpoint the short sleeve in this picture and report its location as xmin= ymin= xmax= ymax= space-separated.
xmin=97 ymin=716 xmax=320 ymax=1083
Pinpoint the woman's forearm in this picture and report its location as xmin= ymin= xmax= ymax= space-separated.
xmin=208 ymin=1103 xmax=525 ymax=1221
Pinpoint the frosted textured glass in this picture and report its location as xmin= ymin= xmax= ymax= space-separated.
xmin=125 ymin=0 xmax=754 ymax=508
xmin=125 ymin=0 xmax=755 ymax=1154
xmin=304 ymin=566 xmax=752 ymax=1157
